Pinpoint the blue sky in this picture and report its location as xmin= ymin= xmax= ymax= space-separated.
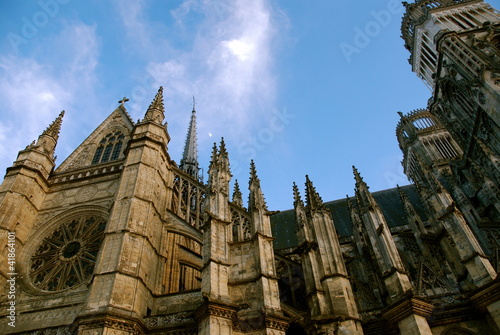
xmin=2 ymin=0 xmax=498 ymax=210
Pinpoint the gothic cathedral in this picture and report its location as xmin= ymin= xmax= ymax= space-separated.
xmin=1 ymin=1 xmax=500 ymax=334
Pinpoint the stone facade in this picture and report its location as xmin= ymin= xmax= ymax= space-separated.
xmin=1 ymin=1 xmax=499 ymax=334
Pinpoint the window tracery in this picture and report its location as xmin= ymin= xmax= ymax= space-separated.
xmin=29 ymin=216 xmax=107 ymax=291
xmin=91 ymin=131 xmax=125 ymax=164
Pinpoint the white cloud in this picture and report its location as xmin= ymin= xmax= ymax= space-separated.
xmin=147 ymin=0 xmax=283 ymax=145
xmin=114 ymin=0 xmax=151 ymax=51
xmin=114 ymin=0 xmax=282 ymax=122
xmin=223 ymin=39 xmax=254 ymax=61
xmin=0 ymin=22 xmax=100 ymax=174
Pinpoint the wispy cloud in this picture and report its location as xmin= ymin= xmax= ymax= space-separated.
xmin=115 ymin=0 xmax=285 ymax=150
xmin=0 ymin=22 xmax=99 ymax=171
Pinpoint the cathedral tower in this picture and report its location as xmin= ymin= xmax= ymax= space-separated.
xmin=1 ymin=1 xmax=500 ymax=334
xmin=399 ymin=0 xmax=500 ymax=330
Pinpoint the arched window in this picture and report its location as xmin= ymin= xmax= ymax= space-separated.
xmin=91 ymin=131 xmax=125 ymax=164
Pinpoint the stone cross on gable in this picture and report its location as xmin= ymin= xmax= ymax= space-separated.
xmin=118 ymin=97 xmax=130 ymax=106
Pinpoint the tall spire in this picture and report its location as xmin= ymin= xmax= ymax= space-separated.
xmin=42 ymin=110 xmax=65 ymax=142
xmin=143 ymin=86 xmax=165 ymax=123
xmin=180 ymin=101 xmax=199 ymax=180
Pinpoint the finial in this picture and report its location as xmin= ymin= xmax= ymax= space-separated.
xmin=352 ymin=165 xmax=365 ymax=187
xmin=305 ymin=175 xmax=323 ymax=211
xmin=151 ymin=87 xmax=164 ymax=109
xmin=210 ymin=142 xmax=218 ymax=165
xmin=42 ymin=110 xmax=65 ymax=141
xmin=192 ymin=96 xmax=196 ymax=112
xmin=144 ymin=86 xmax=165 ymax=123
xmin=248 ymin=160 xmax=267 ymax=211
xmin=232 ymin=179 xmax=243 ymax=206
xmin=118 ymin=97 xmax=130 ymax=106
xmin=250 ymin=160 xmax=259 ymax=182
xmin=293 ymin=182 xmax=304 ymax=208
xmin=219 ymin=137 xmax=227 ymax=156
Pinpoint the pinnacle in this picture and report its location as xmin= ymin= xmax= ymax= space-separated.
xmin=208 ymin=139 xmax=230 ymax=173
xmin=232 ymin=179 xmax=243 ymax=206
xmin=304 ymin=175 xmax=323 ymax=211
xmin=249 ymin=160 xmax=259 ymax=183
xmin=233 ymin=179 xmax=241 ymax=193
xmin=208 ymin=142 xmax=218 ymax=169
xmin=293 ymin=182 xmax=304 ymax=208
xmin=346 ymin=195 xmax=359 ymax=219
xmin=219 ymin=137 xmax=228 ymax=157
xmin=42 ymin=110 xmax=65 ymax=141
xmin=248 ymin=160 xmax=267 ymax=210
xmin=346 ymin=195 xmax=353 ymax=210
xmin=352 ymin=165 xmax=367 ymax=189
xmin=150 ymin=86 xmax=164 ymax=110
xmin=144 ymin=86 xmax=165 ymax=123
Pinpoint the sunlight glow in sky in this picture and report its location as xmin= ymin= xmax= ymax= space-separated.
xmin=1 ymin=0 xmax=498 ymax=210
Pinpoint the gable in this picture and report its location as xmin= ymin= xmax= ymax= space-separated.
xmin=56 ymin=105 xmax=135 ymax=172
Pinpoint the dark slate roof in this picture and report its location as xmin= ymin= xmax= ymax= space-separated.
xmin=270 ymin=184 xmax=427 ymax=250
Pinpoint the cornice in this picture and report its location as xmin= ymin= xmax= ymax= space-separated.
xmin=382 ymin=296 xmax=434 ymax=324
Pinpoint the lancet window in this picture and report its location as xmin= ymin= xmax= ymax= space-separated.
xmin=231 ymin=206 xmax=252 ymax=242
xmin=92 ymin=131 xmax=125 ymax=164
xmin=170 ymin=171 xmax=206 ymax=230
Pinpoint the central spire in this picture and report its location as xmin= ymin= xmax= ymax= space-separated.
xmin=180 ymin=98 xmax=200 ymax=180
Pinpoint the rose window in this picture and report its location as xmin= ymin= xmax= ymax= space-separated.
xmin=30 ymin=216 xmax=106 ymax=291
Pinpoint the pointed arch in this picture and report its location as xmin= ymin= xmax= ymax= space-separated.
xmin=91 ymin=131 xmax=125 ymax=164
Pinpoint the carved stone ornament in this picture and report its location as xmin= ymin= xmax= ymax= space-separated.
xmin=75 ymin=185 xmax=99 ymax=202
xmin=77 ymin=316 xmax=146 ymax=335
xmin=16 ymin=325 xmax=72 ymax=335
